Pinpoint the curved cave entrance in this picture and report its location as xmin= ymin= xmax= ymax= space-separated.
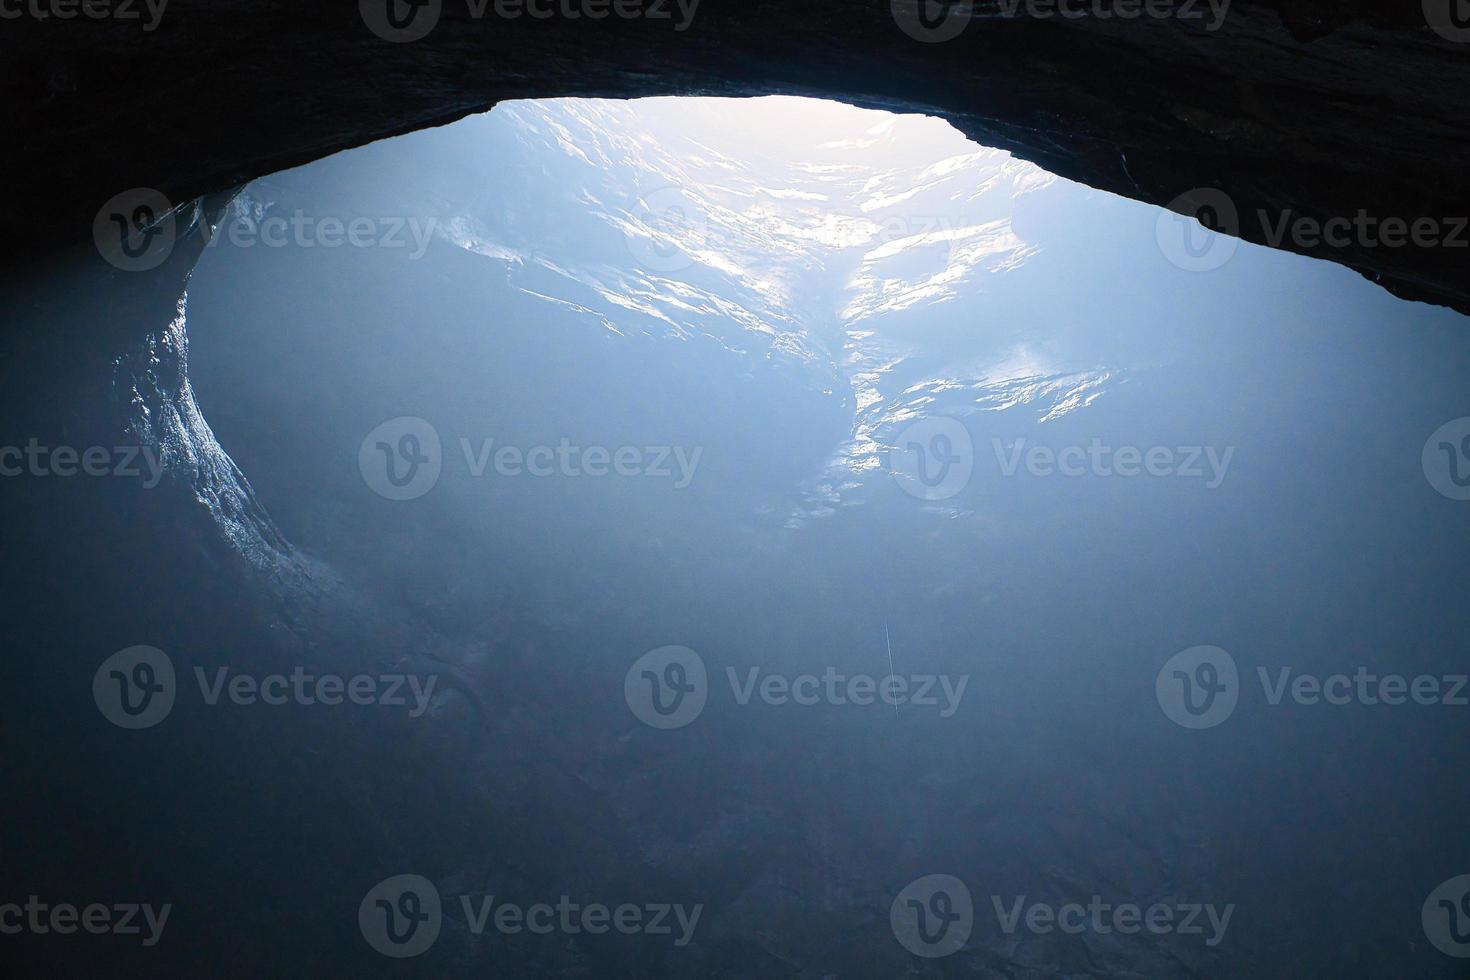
xmin=183 ymin=94 xmax=1467 ymax=629
xmin=62 ymin=95 xmax=1470 ymax=976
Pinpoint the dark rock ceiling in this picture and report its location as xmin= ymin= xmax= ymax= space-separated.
xmin=3 ymin=0 xmax=1468 ymax=310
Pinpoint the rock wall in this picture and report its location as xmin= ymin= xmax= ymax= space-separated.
xmin=3 ymin=0 xmax=1469 ymax=310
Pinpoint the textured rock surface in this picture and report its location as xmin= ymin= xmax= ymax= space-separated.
xmin=3 ymin=0 xmax=1468 ymax=309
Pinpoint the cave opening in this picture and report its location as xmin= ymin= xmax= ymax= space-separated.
xmin=7 ymin=91 xmax=1470 ymax=978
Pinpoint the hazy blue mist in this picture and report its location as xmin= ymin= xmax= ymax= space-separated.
xmin=170 ymin=96 xmax=1470 ymax=976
